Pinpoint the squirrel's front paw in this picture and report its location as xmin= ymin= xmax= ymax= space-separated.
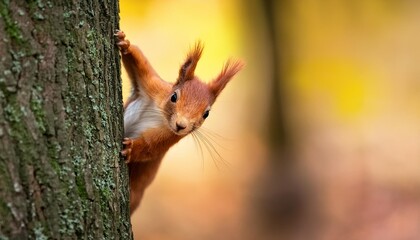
xmin=114 ymin=30 xmax=130 ymax=54
xmin=121 ymin=137 xmax=133 ymax=163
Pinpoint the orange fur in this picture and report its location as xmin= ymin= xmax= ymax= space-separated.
xmin=208 ymin=59 xmax=244 ymax=98
xmin=115 ymin=30 xmax=243 ymax=215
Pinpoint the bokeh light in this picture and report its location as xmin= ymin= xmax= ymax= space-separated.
xmin=120 ymin=1 xmax=420 ymax=239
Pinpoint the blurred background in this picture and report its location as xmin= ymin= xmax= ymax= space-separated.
xmin=120 ymin=0 xmax=420 ymax=239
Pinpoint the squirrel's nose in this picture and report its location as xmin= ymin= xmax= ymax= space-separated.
xmin=176 ymin=122 xmax=187 ymax=131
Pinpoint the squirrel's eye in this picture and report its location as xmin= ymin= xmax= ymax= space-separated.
xmin=203 ymin=110 xmax=209 ymax=119
xmin=170 ymin=92 xmax=177 ymax=103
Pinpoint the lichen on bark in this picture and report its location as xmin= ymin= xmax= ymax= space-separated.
xmin=0 ymin=0 xmax=132 ymax=239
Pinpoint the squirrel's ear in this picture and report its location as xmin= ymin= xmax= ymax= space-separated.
xmin=208 ymin=59 xmax=243 ymax=99
xmin=176 ymin=42 xmax=203 ymax=85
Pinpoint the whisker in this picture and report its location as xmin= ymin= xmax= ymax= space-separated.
xmin=200 ymin=127 xmax=232 ymax=141
xmin=123 ymin=101 xmax=232 ymax=171
xmin=194 ymin=129 xmax=232 ymax=170
xmin=191 ymin=132 xmax=205 ymax=172
xmin=197 ymin=128 xmax=229 ymax=150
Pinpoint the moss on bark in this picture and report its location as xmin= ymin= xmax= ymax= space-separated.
xmin=0 ymin=0 xmax=132 ymax=239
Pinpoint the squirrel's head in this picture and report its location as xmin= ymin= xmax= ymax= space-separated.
xmin=163 ymin=42 xmax=243 ymax=136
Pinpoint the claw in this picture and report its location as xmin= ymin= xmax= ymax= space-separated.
xmin=121 ymin=137 xmax=133 ymax=163
xmin=114 ymin=29 xmax=125 ymax=38
xmin=121 ymin=149 xmax=132 ymax=163
xmin=123 ymin=137 xmax=133 ymax=147
xmin=114 ymin=30 xmax=130 ymax=54
xmin=117 ymin=40 xmax=130 ymax=48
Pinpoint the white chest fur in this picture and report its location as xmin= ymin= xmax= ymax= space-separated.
xmin=124 ymin=97 xmax=165 ymax=138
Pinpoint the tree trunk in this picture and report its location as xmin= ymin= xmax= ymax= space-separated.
xmin=0 ymin=0 xmax=132 ymax=239
xmin=250 ymin=1 xmax=312 ymax=239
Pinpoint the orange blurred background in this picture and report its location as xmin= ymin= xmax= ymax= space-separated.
xmin=120 ymin=1 xmax=420 ymax=239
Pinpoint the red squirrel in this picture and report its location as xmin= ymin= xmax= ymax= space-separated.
xmin=114 ymin=30 xmax=243 ymax=215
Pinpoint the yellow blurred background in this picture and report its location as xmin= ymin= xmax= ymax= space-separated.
xmin=120 ymin=1 xmax=420 ymax=239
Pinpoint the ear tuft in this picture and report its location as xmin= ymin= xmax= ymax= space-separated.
xmin=177 ymin=41 xmax=204 ymax=84
xmin=208 ymin=59 xmax=244 ymax=99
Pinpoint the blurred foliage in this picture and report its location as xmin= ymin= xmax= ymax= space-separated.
xmin=120 ymin=0 xmax=420 ymax=239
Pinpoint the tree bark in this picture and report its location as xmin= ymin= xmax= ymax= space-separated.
xmin=0 ymin=0 xmax=132 ymax=239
